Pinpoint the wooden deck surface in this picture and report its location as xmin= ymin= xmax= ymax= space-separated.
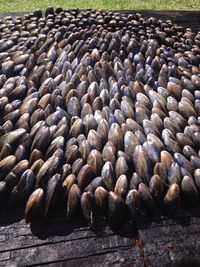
xmin=0 ymin=212 xmax=200 ymax=266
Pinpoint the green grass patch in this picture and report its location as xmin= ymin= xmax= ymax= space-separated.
xmin=0 ymin=0 xmax=200 ymax=13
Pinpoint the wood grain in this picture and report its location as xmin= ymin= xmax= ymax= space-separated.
xmin=0 ymin=212 xmax=200 ymax=266
xmin=0 ymin=213 xmax=141 ymax=266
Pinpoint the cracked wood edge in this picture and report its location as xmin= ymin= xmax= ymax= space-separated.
xmin=0 ymin=215 xmax=141 ymax=266
xmin=1 ymin=214 xmax=200 ymax=266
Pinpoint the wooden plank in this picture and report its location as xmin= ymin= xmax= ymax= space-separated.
xmin=2 ymin=213 xmax=200 ymax=266
xmin=0 ymin=214 xmax=141 ymax=266
xmin=139 ymin=216 xmax=200 ymax=266
xmin=1 ymin=211 xmax=200 ymax=266
xmin=10 ymin=234 xmax=138 ymax=266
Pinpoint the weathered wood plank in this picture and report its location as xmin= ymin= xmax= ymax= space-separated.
xmin=1 ymin=213 xmax=200 ymax=266
xmin=0 ymin=214 xmax=141 ymax=266
xmin=9 ymin=234 xmax=138 ymax=266
xmin=139 ymin=216 xmax=200 ymax=267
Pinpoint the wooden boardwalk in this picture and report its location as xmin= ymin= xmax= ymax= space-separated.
xmin=0 ymin=212 xmax=200 ymax=266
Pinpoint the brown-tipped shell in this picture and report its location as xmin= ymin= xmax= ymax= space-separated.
xmin=181 ymin=175 xmax=199 ymax=206
xmin=108 ymin=191 xmax=129 ymax=231
xmin=114 ymin=175 xmax=128 ymax=199
xmin=77 ymin=164 xmax=93 ymax=192
xmin=149 ymin=175 xmax=164 ymax=204
xmin=44 ymin=174 xmax=61 ymax=218
xmin=94 ymin=186 xmax=108 ymax=216
xmin=81 ymin=192 xmax=95 ymax=227
xmin=126 ymin=189 xmax=141 ymax=220
xmin=138 ymin=183 xmax=155 ymax=215
xmin=87 ymin=149 xmax=104 ymax=175
xmin=108 ymin=123 xmax=123 ymax=150
xmin=0 ymin=155 xmax=16 ymax=181
xmin=66 ymin=184 xmax=81 ymax=221
xmin=101 ymin=161 xmax=115 ymax=191
xmin=25 ymin=188 xmax=44 ymax=223
xmin=164 ymin=183 xmax=180 ymax=213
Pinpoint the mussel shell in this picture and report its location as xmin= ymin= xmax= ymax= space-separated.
xmin=108 ymin=123 xmax=123 ymax=150
xmin=81 ymin=192 xmax=95 ymax=227
xmin=102 ymin=141 xmax=116 ymax=166
xmin=44 ymin=173 xmax=62 ymax=217
xmin=66 ymin=184 xmax=81 ymax=220
xmin=133 ymin=145 xmax=153 ymax=184
xmin=138 ymin=183 xmax=155 ymax=215
xmin=181 ymin=175 xmax=199 ymax=206
xmin=126 ymin=189 xmax=141 ymax=220
xmin=77 ymin=164 xmax=93 ymax=192
xmin=114 ymin=174 xmax=128 ymax=199
xmin=101 ymin=161 xmax=115 ymax=191
xmin=164 ymin=183 xmax=180 ymax=213
xmin=0 ymin=181 xmax=8 ymax=205
xmin=0 ymin=155 xmax=16 ymax=181
xmin=25 ymin=188 xmax=44 ymax=223
xmin=108 ymin=191 xmax=129 ymax=231
xmin=149 ymin=175 xmax=164 ymax=204
xmin=94 ymin=186 xmax=108 ymax=216
xmin=0 ymin=128 xmax=26 ymax=150
xmin=87 ymin=149 xmax=104 ymax=176
xmin=115 ymin=156 xmax=129 ymax=179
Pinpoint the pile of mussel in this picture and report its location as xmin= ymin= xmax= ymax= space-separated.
xmin=0 ymin=8 xmax=200 ymax=231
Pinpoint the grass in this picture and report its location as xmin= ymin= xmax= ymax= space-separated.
xmin=0 ymin=0 xmax=200 ymax=13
